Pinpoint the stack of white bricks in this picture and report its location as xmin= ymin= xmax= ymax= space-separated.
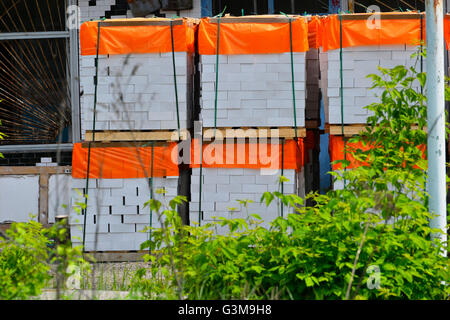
xmin=320 ymin=45 xmax=425 ymax=124
xmin=70 ymin=177 xmax=178 ymax=251
xmin=199 ymin=53 xmax=306 ymax=128
xmin=190 ymin=167 xmax=304 ymax=231
xmin=80 ymin=52 xmax=194 ymax=139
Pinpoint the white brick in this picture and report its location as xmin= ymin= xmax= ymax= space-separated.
xmin=231 ymin=175 xmax=255 ymax=184
xmin=110 ymin=223 xmax=135 ymax=233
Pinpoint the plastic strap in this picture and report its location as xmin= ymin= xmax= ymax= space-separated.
xmin=170 ymin=20 xmax=181 ymax=138
xmin=82 ymin=21 xmax=101 ymax=250
xmin=288 ymin=17 xmax=298 ymax=139
xmin=280 ymin=13 xmax=298 ymax=139
xmin=198 ymin=139 xmax=203 ymax=226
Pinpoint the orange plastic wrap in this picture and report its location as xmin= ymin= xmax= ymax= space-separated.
xmin=308 ymin=16 xmax=323 ymax=49
xmin=329 ymin=135 xmax=370 ymax=170
xmin=329 ymin=135 xmax=426 ymax=171
xmin=445 ymin=15 xmax=450 ymax=50
xmin=72 ymin=143 xmax=179 ymax=179
xmin=321 ymin=13 xmax=425 ymax=52
xmin=190 ymin=139 xmax=304 ymax=171
xmin=198 ymin=17 xmax=309 ymax=55
xmin=80 ymin=18 xmax=196 ymax=56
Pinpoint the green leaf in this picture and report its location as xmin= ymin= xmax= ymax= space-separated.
xmin=305 ymin=277 xmax=314 ymax=287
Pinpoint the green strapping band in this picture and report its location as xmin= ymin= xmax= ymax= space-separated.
xmin=198 ymin=138 xmax=203 ymax=226
xmin=170 ymin=20 xmax=181 ymax=138
xmin=149 ymin=141 xmax=154 ymax=255
xmin=82 ymin=21 xmax=102 ymax=251
xmin=281 ymin=12 xmax=298 ymax=139
xmin=288 ymin=17 xmax=298 ymax=139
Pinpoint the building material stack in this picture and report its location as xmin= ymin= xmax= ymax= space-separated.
xmin=319 ymin=13 xmax=427 ymax=189
xmin=79 ymin=18 xmax=196 ymax=140
xmin=190 ymin=16 xmax=309 ymax=229
xmin=70 ymin=143 xmax=180 ymax=251
xmin=189 ymin=139 xmax=305 ymax=231
xmin=72 ymin=18 xmax=198 ymax=251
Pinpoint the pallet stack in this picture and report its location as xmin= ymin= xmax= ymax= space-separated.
xmin=319 ymin=13 xmax=427 ymax=189
xmin=190 ymin=15 xmax=309 ymax=229
xmin=80 ymin=18 xmax=196 ymax=140
xmin=189 ymin=138 xmax=305 ymax=231
xmin=71 ymin=18 xmax=197 ymax=251
xmin=321 ymin=44 xmax=424 ymax=126
xmin=70 ymin=141 xmax=181 ymax=251
xmin=80 ymin=51 xmax=193 ymax=137
xmin=198 ymin=16 xmax=307 ymax=128
xmin=320 ymin=13 xmax=426 ymax=136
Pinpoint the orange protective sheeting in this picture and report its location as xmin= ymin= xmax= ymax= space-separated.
xmin=308 ymin=16 xmax=323 ymax=49
xmin=190 ymin=139 xmax=304 ymax=171
xmin=329 ymin=135 xmax=427 ymax=171
xmin=80 ymin=18 xmax=196 ymax=56
xmin=329 ymin=135 xmax=370 ymax=170
xmin=198 ymin=18 xmax=309 ymax=55
xmin=72 ymin=143 xmax=179 ymax=179
xmin=444 ymin=15 xmax=450 ymax=50
xmin=321 ymin=13 xmax=425 ymax=52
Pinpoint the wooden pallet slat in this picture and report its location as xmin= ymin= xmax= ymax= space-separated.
xmin=0 ymin=166 xmax=72 ymax=175
xmin=326 ymin=124 xmax=426 ymax=136
xmin=202 ymin=127 xmax=306 ymax=139
xmin=84 ymin=130 xmax=189 ymax=142
xmin=208 ymin=14 xmax=311 ymax=24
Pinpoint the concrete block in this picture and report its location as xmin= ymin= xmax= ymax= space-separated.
xmin=191 ymin=192 xmax=230 ymax=202
xmin=97 ymin=179 xmax=124 ymax=189
xmin=110 ymin=223 xmax=135 ymax=233
xmin=111 ymin=205 xmax=138 ymax=215
xmin=230 ymin=175 xmax=255 ymax=184
xmin=189 ymin=201 xmax=215 ymax=212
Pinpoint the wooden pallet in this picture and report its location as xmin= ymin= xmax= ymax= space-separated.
xmin=326 ymin=124 xmax=425 ymax=136
xmin=326 ymin=124 xmax=366 ymax=136
xmin=80 ymin=141 xmax=172 ymax=148
xmin=84 ymin=129 xmax=189 ymax=142
xmin=202 ymin=127 xmax=306 ymax=140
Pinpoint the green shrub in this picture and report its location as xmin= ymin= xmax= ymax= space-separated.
xmin=131 ymin=188 xmax=448 ymax=300
xmin=0 ymin=218 xmax=90 ymax=300
xmin=0 ymin=220 xmax=52 ymax=300
xmin=129 ymin=49 xmax=449 ymax=300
